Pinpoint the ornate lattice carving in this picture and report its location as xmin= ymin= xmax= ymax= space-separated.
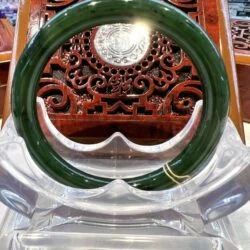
xmin=26 ymin=0 xmax=206 ymax=142
xmin=231 ymin=20 xmax=250 ymax=52
xmin=26 ymin=0 xmax=201 ymax=40
xmin=39 ymin=28 xmax=202 ymax=117
xmin=40 ymin=0 xmax=199 ymax=27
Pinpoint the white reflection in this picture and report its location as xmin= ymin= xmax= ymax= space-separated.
xmin=94 ymin=22 xmax=151 ymax=66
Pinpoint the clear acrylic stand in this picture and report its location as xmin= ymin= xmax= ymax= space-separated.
xmin=0 ymin=100 xmax=249 ymax=249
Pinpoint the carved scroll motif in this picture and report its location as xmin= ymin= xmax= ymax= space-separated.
xmin=38 ymin=0 xmax=202 ymax=117
xmin=41 ymin=0 xmax=199 ymax=24
xmin=231 ymin=20 xmax=250 ymax=51
xmin=39 ymin=29 xmax=202 ymax=116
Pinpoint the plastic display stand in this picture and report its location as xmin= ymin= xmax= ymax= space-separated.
xmin=0 ymin=100 xmax=250 ymax=249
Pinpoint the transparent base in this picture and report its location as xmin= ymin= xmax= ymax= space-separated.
xmin=0 ymin=202 xmax=241 ymax=250
xmin=0 ymin=102 xmax=249 ymax=250
xmin=2 ymin=232 xmax=239 ymax=250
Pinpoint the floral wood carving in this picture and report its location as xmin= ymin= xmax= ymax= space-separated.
xmin=38 ymin=29 xmax=202 ymax=117
xmin=28 ymin=0 xmax=204 ymax=143
xmin=39 ymin=0 xmax=200 ymax=28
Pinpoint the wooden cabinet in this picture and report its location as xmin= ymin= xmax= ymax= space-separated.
xmin=2 ymin=0 xmax=244 ymax=142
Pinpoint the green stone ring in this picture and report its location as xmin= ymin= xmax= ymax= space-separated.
xmin=11 ymin=0 xmax=229 ymax=190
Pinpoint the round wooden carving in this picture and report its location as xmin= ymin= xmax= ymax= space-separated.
xmin=38 ymin=22 xmax=203 ymax=144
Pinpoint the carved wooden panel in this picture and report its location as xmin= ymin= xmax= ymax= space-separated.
xmin=39 ymin=30 xmax=202 ymax=115
xmin=28 ymin=0 xmax=207 ymax=39
xmin=231 ymin=19 xmax=250 ymax=54
xmin=26 ymin=0 xmax=223 ymax=143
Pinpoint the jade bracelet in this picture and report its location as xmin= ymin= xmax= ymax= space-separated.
xmin=11 ymin=0 xmax=229 ymax=191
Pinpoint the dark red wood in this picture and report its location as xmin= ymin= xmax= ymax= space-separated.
xmin=231 ymin=20 xmax=250 ymax=122
xmin=0 ymin=63 xmax=9 ymax=117
xmin=236 ymin=64 xmax=250 ymax=122
xmin=26 ymin=0 xmax=224 ymax=144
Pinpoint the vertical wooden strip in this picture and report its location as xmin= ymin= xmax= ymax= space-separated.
xmin=216 ymin=0 xmax=244 ymax=139
xmin=2 ymin=0 xmax=31 ymax=125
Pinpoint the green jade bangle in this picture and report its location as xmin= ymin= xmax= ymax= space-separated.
xmin=11 ymin=0 xmax=229 ymax=191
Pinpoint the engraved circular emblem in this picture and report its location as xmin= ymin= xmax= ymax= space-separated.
xmin=94 ymin=23 xmax=151 ymax=66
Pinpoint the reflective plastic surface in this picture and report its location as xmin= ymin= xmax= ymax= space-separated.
xmin=1 ymin=102 xmax=250 ymax=218
xmin=0 ymin=101 xmax=249 ymax=249
xmin=38 ymin=98 xmax=202 ymax=179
